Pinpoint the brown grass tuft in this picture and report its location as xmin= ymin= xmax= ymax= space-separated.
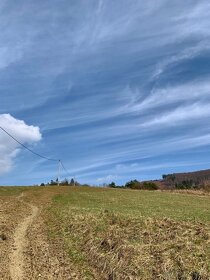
xmin=48 ymin=210 xmax=210 ymax=279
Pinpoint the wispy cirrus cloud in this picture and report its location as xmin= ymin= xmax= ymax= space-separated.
xmin=0 ymin=1 xmax=210 ymax=185
xmin=153 ymin=42 xmax=210 ymax=79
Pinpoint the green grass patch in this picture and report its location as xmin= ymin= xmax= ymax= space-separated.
xmin=48 ymin=187 xmax=210 ymax=279
xmin=53 ymin=186 xmax=210 ymax=222
xmin=0 ymin=186 xmax=32 ymax=196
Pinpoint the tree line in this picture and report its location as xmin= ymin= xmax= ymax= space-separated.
xmin=108 ymin=180 xmax=158 ymax=190
xmin=40 ymin=178 xmax=80 ymax=186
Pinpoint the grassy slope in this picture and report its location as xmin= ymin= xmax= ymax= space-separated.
xmin=53 ymin=187 xmax=210 ymax=222
xmin=0 ymin=186 xmax=32 ymax=196
xmin=48 ymin=187 xmax=210 ymax=280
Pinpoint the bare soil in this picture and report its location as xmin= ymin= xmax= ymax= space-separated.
xmin=1 ymin=187 xmax=210 ymax=280
xmin=0 ymin=187 xmax=78 ymax=280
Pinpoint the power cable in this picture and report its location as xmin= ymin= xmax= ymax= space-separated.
xmin=0 ymin=126 xmax=73 ymax=181
xmin=0 ymin=126 xmax=59 ymax=162
xmin=60 ymin=160 xmax=72 ymax=178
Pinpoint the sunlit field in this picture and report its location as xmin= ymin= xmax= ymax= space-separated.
xmin=47 ymin=186 xmax=210 ymax=279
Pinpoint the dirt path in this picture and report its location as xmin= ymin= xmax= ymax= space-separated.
xmin=1 ymin=187 xmax=78 ymax=279
xmin=9 ymin=200 xmax=38 ymax=280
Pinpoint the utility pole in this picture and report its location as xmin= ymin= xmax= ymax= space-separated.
xmin=57 ymin=160 xmax=61 ymax=186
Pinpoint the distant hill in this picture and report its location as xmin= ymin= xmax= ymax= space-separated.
xmin=162 ymin=168 xmax=210 ymax=188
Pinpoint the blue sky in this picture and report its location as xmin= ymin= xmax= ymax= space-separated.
xmin=0 ymin=0 xmax=210 ymax=185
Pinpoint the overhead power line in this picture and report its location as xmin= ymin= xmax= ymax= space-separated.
xmin=0 ymin=126 xmax=58 ymax=162
xmin=60 ymin=160 xmax=72 ymax=178
xmin=0 ymin=126 xmax=73 ymax=181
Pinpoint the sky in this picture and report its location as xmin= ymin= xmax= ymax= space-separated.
xmin=0 ymin=0 xmax=210 ymax=186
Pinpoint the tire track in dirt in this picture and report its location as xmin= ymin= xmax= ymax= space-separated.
xmin=9 ymin=195 xmax=38 ymax=280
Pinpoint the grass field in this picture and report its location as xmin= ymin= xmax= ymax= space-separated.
xmin=0 ymin=186 xmax=32 ymax=196
xmin=47 ymin=187 xmax=210 ymax=279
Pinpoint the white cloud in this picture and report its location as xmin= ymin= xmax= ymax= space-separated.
xmin=96 ymin=174 xmax=118 ymax=183
xmin=149 ymin=80 xmax=210 ymax=107
xmin=153 ymin=41 xmax=210 ymax=79
xmin=0 ymin=114 xmax=41 ymax=175
xmin=120 ymin=79 xmax=210 ymax=119
xmin=0 ymin=46 xmax=23 ymax=69
xmin=176 ymin=1 xmax=210 ymax=37
xmin=140 ymin=102 xmax=210 ymax=129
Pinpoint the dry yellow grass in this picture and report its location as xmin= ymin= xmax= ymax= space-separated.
xmin=47 ymin=187 xmax=210 ymax=279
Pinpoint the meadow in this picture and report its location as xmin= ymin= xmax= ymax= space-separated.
xmin=0 ymin=186 xmax=32 ymax=196
xmin=47 ymin=187 xmax=210 ymax=279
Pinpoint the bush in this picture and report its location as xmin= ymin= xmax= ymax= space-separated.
xmin=175 ymin=180 xmax=194 ymax=189
xmin=108 ymin=182 xmax=125 ymax=188
xmin=141 ymin=181 xmax=158 ymax=190
xmin=125 ymin=180 xmax=141 ymax=189
xmin=109 ymin=182 xmax=116 ymax=188
xmin=125 ymin=180 xmax=158 ymax=190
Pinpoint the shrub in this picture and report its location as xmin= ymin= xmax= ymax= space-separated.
xmin=125 ymin=180 xmax=141 ymax=189
xmin=175 ymin=180 xmax=194 ymax=189
xmin=109 ymin=182 xmax=116 ymax=188
xmin=142 ymin=181 xmax=158 ymax=190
